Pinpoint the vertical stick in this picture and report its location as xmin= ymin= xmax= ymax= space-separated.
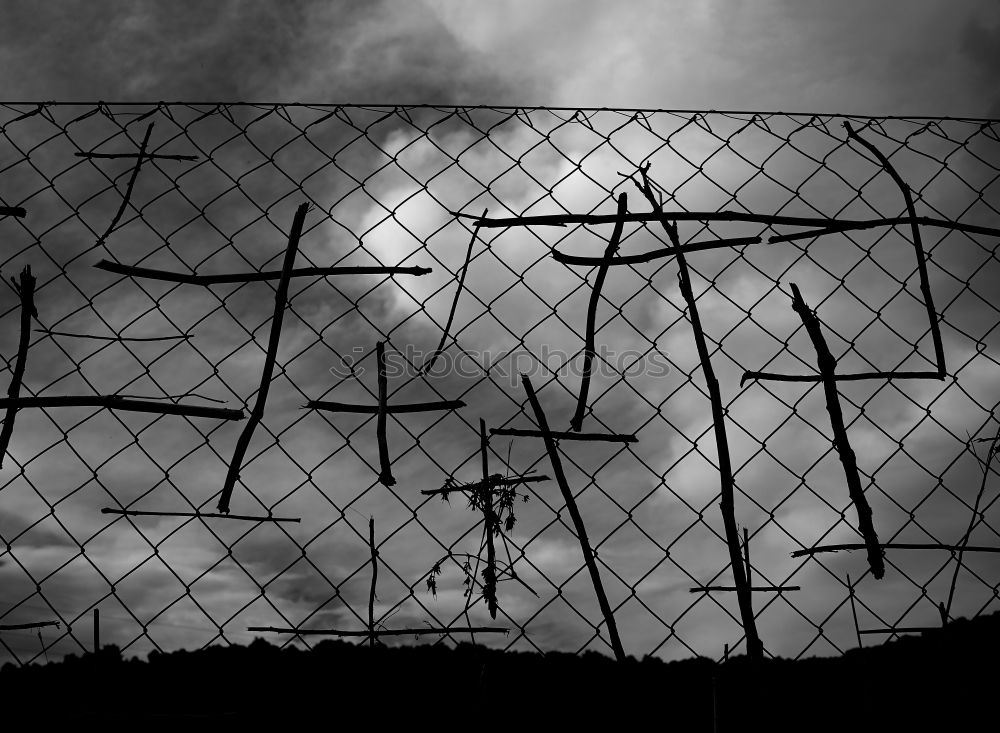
xmin=789 ymin=283 xmax=885 ymax=579
xmin=0 ymin=265 xmax=36 ymax=469
xmin=743 ymin=528 xmax=751 ymax=590
xmin=369 ymin=516 xmax=377 ymax=648
xmin=93 ymin=608 xmax=100 ymax=653
xmin=218 ymin=203 xmax=308 ymax=513
xmin=481 ymin=418 xmax=498 ymax=619
xmin=521 ymin=374 xmax=626 ymax=662
xmin=571 ymin=192 xmax=628 ymax=432
xmin=98 ymin=122 xmax=153 ymax=245
xmin=847 ymin=573 xmax=862 ymax=649
xmin=632 ymin=164 xmax=762 ymax=660
xmin=844 ymin=122 xmax=945 ymax=377
xmin=376 ymin=341 xmax=394 ymax=486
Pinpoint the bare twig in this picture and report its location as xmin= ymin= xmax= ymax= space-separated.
xmin=218 ymin=203 xmax=307 ymax=514
xmin=490 ymin=427 xmax=637 ymax=443
xmin=571 ymin=193 xmax=628 ymax=431
xmin=35 ymin=327 xmax=192 ymax=342
xmin=0 ymin=206 xmax=27 ymax=218
xmin=100 ymin=508 xmax=299 ymax=523
xmin=307 ymin=399 xmax=466 ymax=414
xmin=480 ymin=419 xmax=499 ymax=619
xmin=945 ymin=429 xmax=1000 ymax=624
xmin=420 ymin=474 xmax=549 ymax=495
xmin=789 ymin=283 xmax=884 ymax=580
xmin=689 ymin=586 xmax=801 ymax=593
xmin=247 ymin=626 xmax=508 ymax=637
xmin=0 ymin=265 xmax=36 ymax=469
xmin=847 ymin=573 xmax=862 ymax=648
xmin=0 ymin=621 xmax=60 ymax=631
xmin=631 ymin=163 xmax=762 ymax=660
xmin=369 ymin=516 xmax=377 ymax=647
xmin=520 ymin=374 xmax=626 ymax=662
xmin=97 ymin=122 xmax=153 ymax=245
xmin=76 ymin=151 xmax=198 ymax=161
xmin=95 ymin=259 xmax=431 ymax=285
xmin=0 ymin=395 xmax=243 ymax=420
xmin=553 ymin=235 xmax=762 ymax=266
xmin=422 ymin=210 xmax=484 ymax=374
xmin=844 ymin=121 xmax=946 ymax=377
xmin=740 ymin=369 xmax=942 ymax=386
xmin=376 ymin=341 xmax=393 ymax=486
xmin=789 ymin=542 xmax=1000 ymax=557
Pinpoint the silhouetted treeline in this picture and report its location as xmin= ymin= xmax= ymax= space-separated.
xmin=3 ymin=613 xmax=997 ymax=727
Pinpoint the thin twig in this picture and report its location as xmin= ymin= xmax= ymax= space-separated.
xmin=218 ymin=203 xmax=307 ymax=514
xmin=480 ymin=419 xmax=499 ymax=619
xmin=631 ymin=163 xmax=762 ymax=660
xmin=307 ymin=399 xmax=466 ymax=414
xmin=95 ymin=259 xmax=430 ymax=285
xmin=943 ymin=429 xmax=1000 ymax=624
xmin=422 ymin=210 xmax=484 ymax=374
xmin=789 ymin=542 xmax=1000 ymax=557
xmin=376 ymin=341 xmax=393 ymax=486
xmin=369 ymin=516 xmax=377 ymax=648
xmin=490 ymin=428 xmax=637 ymax=443
xmin=76 ymin=151 xmax=198 ymax=161
xmin=35 ymin=327 xmax=192 ymax=342
xmin=97 ymin=122 xmax=153 ymax=245
xmin=572 ymin=193 xmax=627 ymax=432
xmin=0 ymin=621 xmax=60 ymax=631
xmin=740 ymin=369 xmax=942 ymax=386
xmin=520 ymin=374 xmax=626 ymax=662
xmin=858 ymin=627 xmax=942 ymax=635
xmin=553 ymin=236 xmax=761 ymax=266
xmin=689 ymin=586 xmax=801 ymax=593
xmin=847 ymin=573 xmax=862 ymax=648
xmin=420 ymin=475 xmax=549 ymax=495
xmin=0 ymin=396 xmax=243 ymax=420
xmin=789 ymin=283 xmax=884 ymax=579
xmin=450 ymin=209 xmax=1000 ymax=239
xmin=0 ymin=265 xmax=36 ymax=469
xmin=844 ymin=121 xmax=946 ymax=377
xmin=100 ymin=508 xmax=299 ymax=523
xmin=247 ymin=626 xmax=508 ymax=637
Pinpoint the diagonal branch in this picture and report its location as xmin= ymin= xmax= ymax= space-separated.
xmin=571 ymin=193 xmax=627 ymax=432
xmin=217 ymin=203 xmax=307 ymax=514
xmin=789 ymin=283 xmax=884 ymax=579
xmin=97 ymin=122 xmax=153 ymax=246
xmin=1 ymin=265 xmax=36 ymax=469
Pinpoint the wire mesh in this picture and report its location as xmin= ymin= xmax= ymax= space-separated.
xmin=0 ymin=104 xmax=998 ymax=666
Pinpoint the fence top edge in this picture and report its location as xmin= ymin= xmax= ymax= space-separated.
xmin=0 ymin=102 xmax=995 ymax=122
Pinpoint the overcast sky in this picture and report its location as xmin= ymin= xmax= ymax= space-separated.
xmin=0 ymin=1 xmax=999 ymax=666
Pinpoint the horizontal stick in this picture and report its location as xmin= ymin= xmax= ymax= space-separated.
xmin=101 ymin=508 xmax=300 ymax=523
xmin=36 ymin=328 xmax=192 ymax=342
xmin=75 ymin=151 xmax=198 ymax=161
xmin=858 ymin=627 xmax=941 ymax=635
xmin=792 ymin=543 xmax=1000 ymax=558
xmin=767 ymin=217 xmax=1000 ymax=242
xmin=421 ymin=474 xmax=550 ymax=495
xmin=451 ymin=210 xmax=1000 ymax=238
xmin=247 ymin=626 xmax=508 ymax=637
xmin=307 ymin=399 xmax=465 ymax=414
xmin=740 ymin=369 xmax=943 ymax=386
xmin=95 ymin=259 xmax=431 ymax=284
xmin=0 ymin=621 xmax=60 ymax=631
xmin=0 ymin=205 xmax=27 ymax=218
xmin=553 ymin=236 xmax=762 ymax=266
xmin=0 ymin=395 xmax=243 ymax=420
xmin=490 ymin=428 xmax=637 ymax=443
xmin=689 ymin=585 xmax=802 ymax=593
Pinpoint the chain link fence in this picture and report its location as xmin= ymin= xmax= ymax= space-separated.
xmin=0 ymin=104 xmax=998 ymax=666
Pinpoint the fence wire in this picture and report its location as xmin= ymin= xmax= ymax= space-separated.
xmin=0 ymin=104 xmax=999 ymax=666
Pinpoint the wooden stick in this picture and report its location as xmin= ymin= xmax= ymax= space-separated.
xmin=95 ymin=259 xmax=431 ymax=285
xmin=0 ymin=395 xmax=243 ymax=420
xmin=422 ymin=210 xmax=484 ymax=374
xmin=792 ymin=542 xmax=1000 ymax=557
xmin=375 ymin=341 xmax=394 ymax=486
xmin=858 ymin=627 xmax=941 ymax=635
xmin=0 ymin=265 xmax=36 ymax=469
xmin=76 ymin=151 xmax=198 ymax=161
xmin=490 ymin=427 xmax=637 ymax=443
xmin=248 ymin=626 xmax=509 ymax=637
xmin=97 ymin=122 xmax=153 ymax=245
xmin=571 ymin=193 xmax=627 ymax=431
xmin=740 ymin=369 xmax=942 ymax=386
xmin=450 ymin=209 xmax=1000 ymax=239
xmin=101 ymin=508 xmax=299 ymax=523
xmin=553 ymin=236 xmax=762 ymax=266
xmin=481 ymin=419 xmax=498 ymax=620
xmin=368 ymin=517 xmax=377 ymax=648
xmin=36 ymin=327 xmax=192 ymax=342
xmin=421 ymin=474 xmax=550 ymax=495
xmin=631 ymin=164 xmax=762 ymax=661
xmin=521 ymin=374 xmax=626 ymax=662
xmin=218 ymin=203 xmax=307 ymax=514
xmin=847 ymin=573 xmax=862 ymax=648
xmin=0 ymin=621 xmax=59 ymax=631
xmin=789 ymin=283 xmax=884 ymax=579
xmin=689 ymin=586 xmax=801 ymax=593
xmin=845 ymin=121 xmax=946 ymax=377
xmin=0 ymin=206 xmax=27 ymax=218
xmin=93 ymin=608 xmax=100 ymax=653
xmin=307 ymin=399 xmax=465 ymax=414
xmin=743 ymin=528 xmax=751 ymax=591
xmin=944 ymin=430 xmax=1000 ymax=623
